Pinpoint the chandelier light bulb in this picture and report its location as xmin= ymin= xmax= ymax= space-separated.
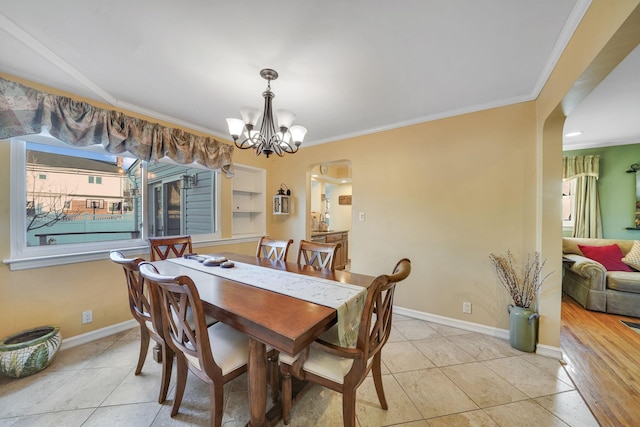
xmin=276 ymin=109 xmax=296 ymax=129
xmin=226 ymin=118 xmax=244 ymax=138
xmin=289 ymin=125 xmax=308 ymax=145
xmin=240 ymin=107 xmax=261 ymax=127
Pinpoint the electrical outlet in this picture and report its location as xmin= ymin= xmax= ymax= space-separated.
xmin=462 ymin=302 xmax=472 ymax=314
xmin=359 ymin=212 xmax=365 ymax=221
xmin=82 ymin=310 xmax=93 ymax=324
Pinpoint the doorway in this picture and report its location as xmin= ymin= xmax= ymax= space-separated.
xmin=549 ymin=5 xmax=640 ymax=425
xmin=149 ymin=180 xmax=182 ymax=237
xmin=308 ymin=160 xmax=352 ymax=266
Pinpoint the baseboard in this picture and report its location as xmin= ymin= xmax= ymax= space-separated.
xmin=394 ymin=306 xmax=510 ymax=340
xmin=394 ymin=306 xmax=563 ymax=360
xmin=535 ymin=344 xmax=564 ymax=360
xmin=59 ymin=319 xmax=138 ymax=351
xmin=58 ymin=310 xmax=565 ymax=360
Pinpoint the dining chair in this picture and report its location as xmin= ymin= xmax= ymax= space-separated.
xmin=297 ymin=239 xmax=340 ymax=270
xmin=265 ymin=238 xmax=340 ymax=400
xmin=138 ymin=262 xmax=257 ymax=427
xmin=148 ymin=235 xmax=193 ymax=261
xmin=279 ymin=258 xmax=412 ymax=427
xmin=255 ymin=237 xmax=294 ymax=400
xmin=149 ymin=234 xmax=217 ymax=326
xmin=263 ymin=238 xmax=340 ymax=399
xmin=256 ymin=236 xmax=294 ymax=261
xmin=109 ymin=250 xmax=173 ymax=404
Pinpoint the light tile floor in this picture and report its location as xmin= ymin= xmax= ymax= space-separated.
xmin=0 ymin=315 xmax=598 ymax=426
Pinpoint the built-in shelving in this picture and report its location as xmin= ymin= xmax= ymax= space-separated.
xmin=232 ymin=165 xmax=266 ymax=236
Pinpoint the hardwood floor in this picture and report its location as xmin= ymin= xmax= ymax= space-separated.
xmin=561 ymin=294 xmax=640 ymax=427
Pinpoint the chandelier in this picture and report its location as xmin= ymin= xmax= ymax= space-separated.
xmin=226 ymin=69 xmax=307 ymax=158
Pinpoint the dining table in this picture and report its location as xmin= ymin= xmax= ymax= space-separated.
xmin=151 ymin=251 xmax=375 ymax=427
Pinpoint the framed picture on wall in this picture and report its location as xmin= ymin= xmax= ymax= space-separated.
xmin=338 ymin=195 xmax=352 ymax=205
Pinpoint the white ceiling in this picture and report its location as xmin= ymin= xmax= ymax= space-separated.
xmin=563 ymin=43 xmax=640 ymax=150
xmin=1 ymin=1 xmax=636 ymax=150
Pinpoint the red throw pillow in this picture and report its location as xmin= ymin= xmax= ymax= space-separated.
xmin=578 ymin=244 xmax=633 ymax=272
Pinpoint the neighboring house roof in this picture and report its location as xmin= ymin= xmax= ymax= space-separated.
xmin=26 ymin=150 xmax=121 ymax=174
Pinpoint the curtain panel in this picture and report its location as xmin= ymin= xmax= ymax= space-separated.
xmin=563 ymin=155 xmax=602 ymax=238
xmin=563 ymin=154 xmax=600 ymax=180
xmin=0 ymin=77 xmax=234 ymax=176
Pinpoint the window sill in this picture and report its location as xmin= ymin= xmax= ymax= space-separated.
xmin=3 ymin=236 xmax=260 ymax=271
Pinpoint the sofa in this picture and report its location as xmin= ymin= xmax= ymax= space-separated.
xmin=562 ymin=237 xmax=640 ymax=318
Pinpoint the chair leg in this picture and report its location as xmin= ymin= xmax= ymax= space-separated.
xmin=157 ymin=344 xmax=174 ymax=404
xmin=280 ymin=364 xmax=292 ymax=425
xmin=210 ymin=382 xmax=224 ymax=427
xmin=268 ymin=351 xmax=280 ymax=403
xmin=171 ymin=356 xmax=188 ymax=417
xmin=136 ymin=326 xmax=150 ymax=375
xmin=372 ymin=353 xmax=388 ymax=409
xmin=342 ymin=388 xmax=357 ymax=427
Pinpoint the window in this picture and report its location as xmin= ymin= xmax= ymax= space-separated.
xmin=9 ymin=138 xmax=220 ymax=270
xmin=562 ymin=179 xmax=576 ymax=229
xmin=38 ymin=174 xmax=46 ymax=180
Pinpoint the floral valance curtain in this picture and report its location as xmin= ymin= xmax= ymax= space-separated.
xmin=563 ymin=155 xmax=602 ymax=238
xmin=0 ymin=77 xmax=234 ymax=176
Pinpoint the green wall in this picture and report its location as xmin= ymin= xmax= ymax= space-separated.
xmin=564 ymin=143 xmax=640 ymax=239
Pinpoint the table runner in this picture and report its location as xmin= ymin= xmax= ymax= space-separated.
xmin=167 ymin=257 xmax=366 ymax=348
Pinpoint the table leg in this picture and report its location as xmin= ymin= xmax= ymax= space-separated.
xmin=248 ymin=338 xmax=268 ymax=427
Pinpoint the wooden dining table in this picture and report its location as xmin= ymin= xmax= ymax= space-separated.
xmin=151 ymin=251 xmax=374 ymax=427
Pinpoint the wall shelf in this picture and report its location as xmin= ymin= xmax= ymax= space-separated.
xmin=232 ymin=165 xmax=266 ymax=237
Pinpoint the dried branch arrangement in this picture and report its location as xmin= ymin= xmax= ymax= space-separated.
xmin=489 ymin=250 xmax=552 ymax=309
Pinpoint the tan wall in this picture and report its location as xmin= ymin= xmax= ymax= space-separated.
xmin=269 ymin=102 xmax=538 ymax=330
xmin=1 ymin=0 xmax=639 ymax=349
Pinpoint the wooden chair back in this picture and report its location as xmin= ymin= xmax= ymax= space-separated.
xmin=358 ymin=258 xmax=411 ymax=359
xmin=109 ymin=250 xmax=172 ymax=404
xmin=109 ymin=250 xmax=162 ymax=334
xmin=256 ymin=236 xmax=294 ymax=261
xmin=149 ymin=235 xmax=193 ymax=261
xmin=297 ymin=239 xmax=340 ymax=270
xmin=138 ymin=262 xmax=214 ymax=373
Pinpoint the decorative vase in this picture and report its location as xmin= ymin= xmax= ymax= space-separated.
xmin=0 ymin=326 xmax=62 ymax=378
xmin=507 ymin=305 xmax=539 ymax=353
